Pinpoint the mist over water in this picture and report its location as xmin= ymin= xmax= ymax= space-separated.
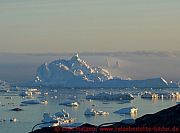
xmin=0 ymin=52 xmax=180 ymax=82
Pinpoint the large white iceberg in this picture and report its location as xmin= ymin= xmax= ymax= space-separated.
xmin=34 ymin=54 xmax=179 ymax=88
xmin=35 ymin=53 xmax=112 ymax=87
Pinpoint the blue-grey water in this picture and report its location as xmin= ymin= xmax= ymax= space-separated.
xmin=0 ymin=87 xmax=179 ymax=133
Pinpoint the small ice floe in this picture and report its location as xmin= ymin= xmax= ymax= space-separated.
xmin=66 ymin=102 xmax=78 ymax=107
xmin=141 ymin=91 xmax=158 ymax=99
xmin=86 ymin=92 xmax=134 ymax=101
xmin=84 ymin=108 xmax=96 ymax=116
xmin=10 ymin=108 xmax=23 ymax=111
xmin=0 ymin=83 xmax=10 ymax=92
xmin=44 ymin=92 xmax=48 ymax=95
xmin=151 ymin=92 xmax=180 ymax=99
xmin=19 ymin=91 xmax=32 ymax=97
xmin=157 ymin=92 xmax=177 ymax=99
xmin=54 ymin=109 xmax=69 ymax=118
xmin=10 ymin=117 xmax=17 ymax=122
xmin=21 ymin=99 xmax=48 ymax=105
xmin=59 ymin=99 xmax=79 ymax=107
xmin=40 ymin=100 xmax=48 ymax=104
xmin=49 ymin=95 xmax=58 ymax=100
xmin=28 ymin=88 xmax=41 ymax=95
xmin=40 ymin=109 xmax=75 ymax=128
xmin=21 ymin=99 xmax=41 ymax=105
xmin=84 ymin=108 xmax=109 ymax=116
xmin=96 ymin=110 xmax=109 ymax=115
xmin=114 ymin=107 xmax=138 ymax=114
xmin=0 ymin=119 xmax=6 ymax=122
xmin=19 ymin=89 xmax=41 ymax=97
xmin=40 ymin=113 xmax=59 ymax=128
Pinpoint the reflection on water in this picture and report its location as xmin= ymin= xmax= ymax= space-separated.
xmin=130 ymin=112 xmax=138 ymax=119
xmin=152 ymin=97 xmax=158 ymax=103
xmin=0 ymin=87 xmax=179 ymax=133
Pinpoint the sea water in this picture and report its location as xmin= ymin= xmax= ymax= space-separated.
xmin=0 ymin=87 xmax=179 ymax=133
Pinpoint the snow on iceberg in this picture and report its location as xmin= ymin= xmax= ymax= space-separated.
xmin=35 ymin=53 xmax=112 ymax=87
xmin=34 ymin=53 xmax=179 ymax=88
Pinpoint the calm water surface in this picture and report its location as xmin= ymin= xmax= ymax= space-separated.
xmin=0 ymin=88 xmax=179 ymax=133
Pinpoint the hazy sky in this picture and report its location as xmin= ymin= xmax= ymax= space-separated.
xmin=0 ymin=0 xmax=180 ymax=53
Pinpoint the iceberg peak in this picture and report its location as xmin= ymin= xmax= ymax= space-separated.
xmin=71 ymin=53 xmax=81 ymax=62
xmin=35 ymin=53 xmax=112 ymax=86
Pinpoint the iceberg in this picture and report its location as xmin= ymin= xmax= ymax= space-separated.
xmin=84 ymin=108 xmax=109 ymax=116
xmin=114 ymin=107 xmax=138 ymax=114
xmin=40 ymin=110 xmax=75 ymax=128
xmin=141 ymin=91 xmax=158 ymax=99
xmin=19 ymin=91 xmax=32 ymax=97
xmin=84 ymin=108 xmax=96 ymax=116
xmin=21 ymin=99 xmax=41 ymax=104
xmin=34 ymin=54 xmax=179 ymax=88
xmin=86 ymin=92 xmax=134 ymax=101
xmin=59 ymin=100 xmax=79 ymax=107
xmin=0 ymin=80 xmax=10 ymax=92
